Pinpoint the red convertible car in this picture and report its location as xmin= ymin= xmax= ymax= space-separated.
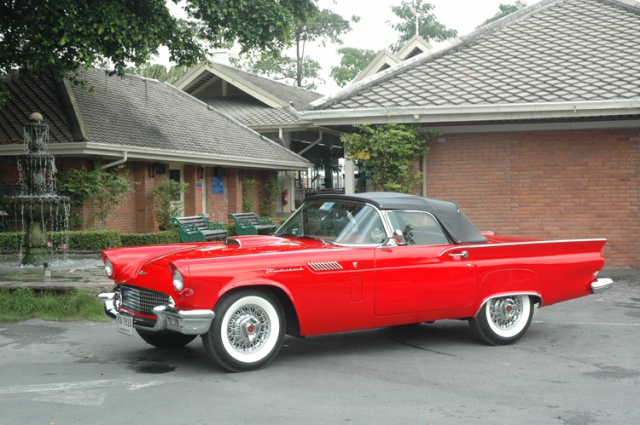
xmin=99 ymin=192 xmax=613 ymax=372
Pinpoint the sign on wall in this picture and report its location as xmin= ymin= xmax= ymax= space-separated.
xmin=212 ymin=177 xmax=224 ymax=194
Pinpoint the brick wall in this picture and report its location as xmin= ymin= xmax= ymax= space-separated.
xmin=425 ymin=128 xmax=640 ymax=268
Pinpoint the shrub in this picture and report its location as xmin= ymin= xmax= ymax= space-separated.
xmin=0 ymin=230 xmax=121 ymax=251
xmin=154 ymin=178 xmax=189 ymax=230
xmin=121 ymin=230 xmax=181 ymax=246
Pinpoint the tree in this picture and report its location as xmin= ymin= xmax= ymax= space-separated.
xmin=92 ymin=166 xmax=135 ymax=230
xmin=477 ymin=1 xmax=528 ymax=28
xmin=125 ymin=63 xmax=190 ymax=85
xmin=232 ymin=54 xmax=324 ymax=91
xmin=388 ymin=0 xmax=458 ymax=52
xmin=330 ymin=47 xmax=377 ymax=87
xmin=154 ymin=178 xmax=190 ymax=231
xmin=341 ymin=124 xmax=439 ymax=193
xmin=0 ymin=0 xmax=318 ymax=105
xmin=58 ymin=163 xmax=135 ymax=230
xmin=232 ymin=8 xmax=356 ymax=89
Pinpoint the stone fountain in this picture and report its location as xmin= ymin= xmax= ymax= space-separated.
xmin=3 ymin=113 xmax=70 ymax=265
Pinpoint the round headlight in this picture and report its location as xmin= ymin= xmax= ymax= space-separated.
xmin=173 ymin=269 xmax=184 ymax=292
xmin=104 ymin=259 xmax=114 ymax=278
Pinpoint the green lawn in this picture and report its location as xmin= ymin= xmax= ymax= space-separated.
xmin=0 ymin=287 xmax=110 ymax=322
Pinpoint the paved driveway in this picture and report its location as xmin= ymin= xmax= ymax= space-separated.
xmin=0 ymin=269 xmax=637 ymax=425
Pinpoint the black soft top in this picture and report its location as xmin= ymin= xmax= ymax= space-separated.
xmin=305 ymin=192 xmax=487 ymax=244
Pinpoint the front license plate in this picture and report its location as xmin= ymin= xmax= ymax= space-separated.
xmin=116 ymin=314 xmax=133 ymax=336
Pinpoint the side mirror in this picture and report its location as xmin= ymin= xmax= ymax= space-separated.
xmin=381 ymin=229 xmax=407 ymax=247
xmin=393 ymin=229 xmax=407 ymax=246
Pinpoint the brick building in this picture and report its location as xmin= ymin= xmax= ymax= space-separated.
xmin=303 ymin=0 xmax=640 ymax=268
xmin=0 ymin=68 xmax=310 ymax=233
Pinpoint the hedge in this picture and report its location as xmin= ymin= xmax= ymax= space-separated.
xmin=121 ymin=230 xmax=180 ymax=246
xmin=0 ymin=230 xmax=121 ymax=251
xmin=0 ymin=220 xmax=282 ymax=252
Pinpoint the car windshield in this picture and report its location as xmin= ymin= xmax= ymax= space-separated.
xmin=276 ymin=200 xmax=387 ymax=245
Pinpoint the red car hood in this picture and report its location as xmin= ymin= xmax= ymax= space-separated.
xmin=102 ymin=236 xmax=324 ymax=284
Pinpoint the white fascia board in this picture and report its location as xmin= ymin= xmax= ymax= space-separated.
xmin=248 ymin=122 xmax=314 ymax=133
xmin=301 ymin=99 xmax=640 ymax=126
xmin=0 ymin=142 xmax=311 ymax=171
xmin=205 ymin=64 xmax=286 ymax=109
xmin=173 ymin=64 xmax=208 ymax=90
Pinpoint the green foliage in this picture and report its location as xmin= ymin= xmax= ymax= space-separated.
xmin=125 ymin=63 xmax=190 ymax=84
xmin=58 ymin=166 xmax=101 ymax=229
xmin=93 ymin=166 xmax=136 ymax=230
xmin=231 ymin=53 xmax=323 ymax=90
xmin=59 ymin=163 xmax=136 ymax=230
xmin=0 ymin=230 xmax=121 ymax=251
xmin=153 ymin=178 xmax=190 ymax=231
xmin=0 ymin=287 xmax=108 ymax=322
xmin=261 ymin=176 xmax=281 ymax=219
xmin=477 ymin=1 xmax=527 ymax=28
xmin=341 ymin=124 xmax=438 ymax=193
xmin=232 ymin=8 xmax=356 ymax=89
xmin=0 ymin=0 xmax=318 ymax=105
xmin=330 ymin=47 xmax=377 ymax=87
xmin=121 ymin=230 xmax=181 ymax=247
xmin=66 ymin=230 xmax=122 ymax=250
xmin=388 ymin=0 xmax=458 ymax=52
xmin=242 ymin=179 xmax=258 ymax=212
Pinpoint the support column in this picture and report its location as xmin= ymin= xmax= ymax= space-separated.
xmin=344 ymin=158 xmax=355 ymax=195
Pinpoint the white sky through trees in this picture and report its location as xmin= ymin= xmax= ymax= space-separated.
xmin=160 ymin=0 xmax=535 ymax=95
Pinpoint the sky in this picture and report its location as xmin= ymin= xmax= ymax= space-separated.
xmin=160 ymin=0 xmax=538 ymax=95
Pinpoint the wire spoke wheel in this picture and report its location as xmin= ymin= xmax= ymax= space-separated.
xmin=226 ymin=304 xmax=271 ymax=354
xmin=203 ymin=290 xmax=285 ymax=372
xmin=469 ymin=294 xmax=534 ymax=346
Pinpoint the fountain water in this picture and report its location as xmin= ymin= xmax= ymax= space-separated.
xmin=3 ymin=113 xmax=71 ymax=265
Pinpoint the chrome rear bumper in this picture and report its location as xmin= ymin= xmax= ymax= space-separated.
xmin=97 ymin=291 xmax=214 ymax=335
xmin=591 ymin=278 xmax=613 ymax=294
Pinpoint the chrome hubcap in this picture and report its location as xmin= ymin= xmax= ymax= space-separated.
xmin=227 ymin=304 xmax=270 ymax=353
xmin=489 ymin=297 xmax=522 ymax=330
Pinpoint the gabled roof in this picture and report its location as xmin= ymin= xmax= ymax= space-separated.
xmin=0 ymin=68 xmax=311 ymax=170
xmin=352 ymin=49 xmax=401 ymax=84
xmin=304 ymin=0 xmax=640 ymax=126
xmin=352 ymin=36 xmax=433 ymax=85
xmin=175 ymin=62 xmax=323 ymax=129
xmin=395 ymin=35 xmax=432 ymax=60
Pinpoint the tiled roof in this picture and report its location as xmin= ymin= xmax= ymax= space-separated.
xmin=202 ymin=96 xmax=300 ymax=126
xmin=69 ymin=69 xmax=309 ymax=167
xmin=0 ymin=69 xmax=310 ymax=169
xmin=0 ymin=71 xmax=76 ymax=143
xmin=312 ymin=0 xmax=640 ymax=111
xmin=212 ymin=63 xmax=323 ymax=111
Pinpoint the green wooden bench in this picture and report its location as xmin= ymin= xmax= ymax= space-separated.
xmin=171 ymin=215 xmax=228 ymax=242
xmin=227 ymin=212 xmax=277 ymax=236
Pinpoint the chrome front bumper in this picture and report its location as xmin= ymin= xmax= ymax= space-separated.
xmin=591 ymin=278 xmax=613 ymax=294
xmin=97 ymin=292 xmax=215 ymax=335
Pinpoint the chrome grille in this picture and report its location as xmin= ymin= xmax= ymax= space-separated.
xmin=119 ymin=285 xmax=171 ymax=315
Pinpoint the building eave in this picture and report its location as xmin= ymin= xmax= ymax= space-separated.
xmin=0 ymin=142 xmax=311 ymax=171
xmin=301 ymin=99 xmax=640 ymax=126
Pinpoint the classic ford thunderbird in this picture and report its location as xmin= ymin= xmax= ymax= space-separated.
xmin=99 ymin=192 xmax=613 ymax=372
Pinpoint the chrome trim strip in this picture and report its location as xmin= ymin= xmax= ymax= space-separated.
xmin=440 ymin=238 xmax=608 ymax=257
xmin=591 ymin=278 xmax=613 ymax=294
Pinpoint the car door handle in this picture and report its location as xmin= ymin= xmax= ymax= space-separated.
xmin=449 ymin=251 xmax=469 ymax=259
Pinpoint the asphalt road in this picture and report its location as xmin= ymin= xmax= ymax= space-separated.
xmin=0 ymin=270 xmax=638 ymax=425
